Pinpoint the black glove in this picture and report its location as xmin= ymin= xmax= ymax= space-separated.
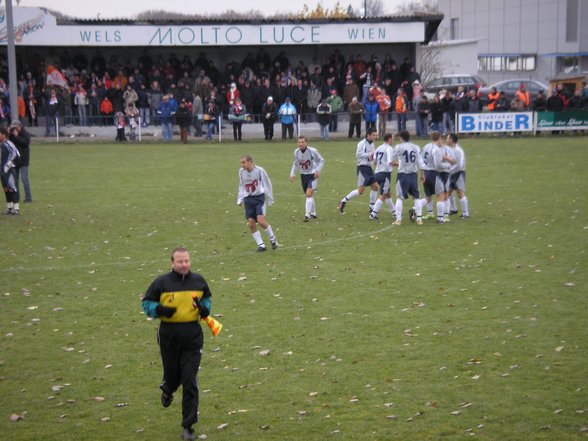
xmin=193 ymin=297 xmax=209 ymax=318
xmin=155 ymin=305 xmax=176 ymax=318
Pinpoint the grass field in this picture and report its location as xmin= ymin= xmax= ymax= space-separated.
xmin=1 ymin=136 xmax=587 ymax=440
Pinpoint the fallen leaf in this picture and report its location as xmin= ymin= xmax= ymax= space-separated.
xmin=100 ymin=416 xmax=110 ymax=422
xmin=94 ymin=397 xmax=105 ymax=402
xmin=217 ymin=423 xmax=229 ymax=430
xmin=258 ymin=349 xmax=270 ymax=356
xmin=10 ymin=413 xmax=24 ymax=422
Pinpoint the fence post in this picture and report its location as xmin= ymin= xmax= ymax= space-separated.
xmin=55 ymin=116 xmax=59 ymax=143
xmin=218 ymin=115 xmax=222 ymax=143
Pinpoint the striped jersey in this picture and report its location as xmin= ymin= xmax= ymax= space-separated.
xmin=374 ymin=143 xmax=395 ymax=173
xmin=449 ymin=144 xmax=466 ymax=173
xmin=237 ymin=165 xmax=273 ymax=205
xmin=356 ymin=137 xmax=375 ymax=166
xmin=393 ymin=142 xmax=424 ymax=174
xmin=290 ymin=146 xmax=325 ymax=176
xmin=420 ymin=142 xmax=438 ymax=171
xmin=434 ymin=144 xmax=454 ymax=173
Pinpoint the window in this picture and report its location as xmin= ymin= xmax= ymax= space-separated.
xmin=450 ymin=18 xmax=459 ymax=40
xmin=559 ymin=56 xmax=579 ymax=74
xmin=566 ymin=0 xmax=579 ymax=42
xmin=478 ymin=55 xmax=536 ymax=72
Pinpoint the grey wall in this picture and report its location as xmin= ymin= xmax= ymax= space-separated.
xmin=436 ymin=0 xmax=587 ymax=84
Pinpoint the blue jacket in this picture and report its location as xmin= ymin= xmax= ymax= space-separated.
xmin=278 ymin=102 xmax=297 ymax=125
xmin=363 ymin=100 xmax=379 ymax=123
xmin=157 ymin=100 xmax=175 ymax=123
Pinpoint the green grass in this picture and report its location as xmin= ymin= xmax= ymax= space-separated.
xmin=1 ymin=136 xmax=587 ymax=440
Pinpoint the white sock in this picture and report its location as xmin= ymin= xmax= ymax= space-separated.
xmin=369 ymin=190 xmax=378 ymax=208
xmin=372 ymin=199 xmax=382 ymax=216
xmin=13 ymin=202 xmax=19 ymax=211
xmin=305 ymin=197 xmax=313 ymax=215
xmin=450 ymin=195 xmax=457 ymax=211
xmin=344 ymin=189 xmax=360 ymax=201
xmin=395 ymin=199 xmax=403 ymax=220
xmin=460 ymin=196 xmax=469 ymax=216
xmin=264 ymin=225 xmax=275 ymax=242
xmin=415 ymin=198 xmax=423 ymax=216
xmin=436 ymin=201 xmax=445 ymax=221
xmin=310 ymin=197 xmax=316 ymax=215
xmin=252 ymin=231 xmax=264 ymax=247
xmin=386 ymin=198 xmax=395 ymax=214
xmin=427 ymin=200 xmax=433 ymax=214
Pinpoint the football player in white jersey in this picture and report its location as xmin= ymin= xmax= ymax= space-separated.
xmin=237 ymin=155 xmax=278 ymax=251
xmin=338 ymin=128 xmax=379 ymax=214
xmin=289 ymin=135 xmax=326 ymax=222
xmin=369 ymin=133 xmax=397 ymax=220
xmin=392 ymin=130 xmax=426 ymax=225
xmin=446 ymin=133 xmax=469 ymax=219
xmin=417 ymin=131 xmax=443 ymax=220
xmin=433 ymin=135 xmax=457 ymax=223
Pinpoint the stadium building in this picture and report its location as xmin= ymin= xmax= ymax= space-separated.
xmin=1 ymin=7 xmax=443 ymax=76
xmin=432 ymin=0 xmax=588 ymax=85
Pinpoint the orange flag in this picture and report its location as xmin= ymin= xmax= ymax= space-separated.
xmin=46 ymin=64 xmax=69 ymax=90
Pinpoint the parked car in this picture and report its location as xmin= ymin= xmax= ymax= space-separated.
xmin=478 ymin=79 xmax=548 ymax=104
xmin=423 ymin=74 xmax=487 ymax=99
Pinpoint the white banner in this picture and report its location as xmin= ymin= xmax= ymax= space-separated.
xmin=0 ymin=7 xmax=425 ymax=47
xmin=457 ymin=112 xmax=534 ymax=133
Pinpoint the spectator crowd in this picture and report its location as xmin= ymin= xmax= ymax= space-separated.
xmin=2 ymin=48 xmax=587 ymax=140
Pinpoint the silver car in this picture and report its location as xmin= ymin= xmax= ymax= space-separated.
xmin=423 ymin=74 xmax=487 ymax=99
xmin=478 ymin=79 xmax=548 ymax=104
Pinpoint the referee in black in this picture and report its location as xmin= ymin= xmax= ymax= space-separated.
xmin=142 ymin=247 xmax=212 ymax=441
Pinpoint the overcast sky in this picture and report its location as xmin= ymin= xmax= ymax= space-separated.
xmin=17 ymin=0 xmax=413 ymax=19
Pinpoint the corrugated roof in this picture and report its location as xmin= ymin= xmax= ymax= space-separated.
xmin=56 ymin=13 xmax=443 ymax=26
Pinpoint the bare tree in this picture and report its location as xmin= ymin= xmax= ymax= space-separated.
xmin=417 ymin=42 xmax=444 ymax=86
xmin=395 ymin=0 xmax=440 ymax=14
xmin=365 ymin=0 xmax=386 ymax=16
xmin=353 ymin=0 xmax=387 ymax=17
